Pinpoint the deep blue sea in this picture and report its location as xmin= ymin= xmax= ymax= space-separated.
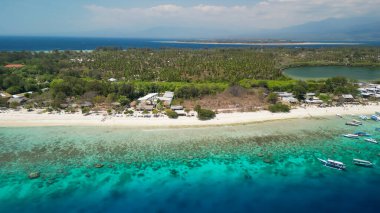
xmin=0 ymin=36 xmax=379 ymax=51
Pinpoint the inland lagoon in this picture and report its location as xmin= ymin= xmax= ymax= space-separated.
xmin=284 ymin=66 xmax=380 ymax=81
xmin=0 ymin=117 xmax=380 ymax=213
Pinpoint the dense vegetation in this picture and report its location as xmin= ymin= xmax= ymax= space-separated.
xmin=0 ymin=47 xmax=379 ymax=110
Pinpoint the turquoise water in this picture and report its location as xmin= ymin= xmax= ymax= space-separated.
xmin=284 ymin=66 xmax=380 ymax=81
xmin=0 ymin=117 xmax=380 ymax=212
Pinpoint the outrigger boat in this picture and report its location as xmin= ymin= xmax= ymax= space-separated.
xmin=345 ymin=122 xmax=360 ymax=126
xmin=336 ymin=114 xmax=343 ymax=118
xmin=343 ymin=134 xmax=359 ymax=139
xmin=318 ymin=158 xmax=346 ymax=170
xmin=354 ymin=132 xmax=371 ymax=137
xmin=364 ymin=138 xmax=378 ymax=144
xmin=353 ymin=159 xmax=373 ymax=167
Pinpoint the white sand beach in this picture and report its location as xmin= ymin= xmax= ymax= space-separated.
xmin=0 ymin=104 xmax=379 ymax=127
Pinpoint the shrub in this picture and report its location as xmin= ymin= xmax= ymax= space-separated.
xmin=165 ymin=109 xmax=178 ymax=119
xmin=81 ymin=107 xmax=90 ymax=114
xmin=197 ymin=108 xmax=216 ymax=120
xmin=266 ymin=92 xmax=278 ymax=104
xmin=268 ymin=103 xmax=290 ymax=113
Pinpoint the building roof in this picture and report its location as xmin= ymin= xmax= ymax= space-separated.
xmin=4 ymin=64 xmax=25 ymax=68
xmin=138 ymin=93 xmax=158 ymax=101
xmin=108 ymin=78 xmax=117 ymax=82
xmin=342 ymin=94 xmax=354 ymax=99
xmin=171 ymin=105 xmax=184 ymax=110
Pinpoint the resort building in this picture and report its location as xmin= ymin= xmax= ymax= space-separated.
xmin=341 ymin=94 xmax=355 ymax=102
xmin=157 ymin=91 xmax=174 ymax=106
xmin=136 ymin=91 xmax=179 ymax=112
xmin=304 ymin=93 xmax=323 ymax=104
xmin=275 ymin=92 xmax=298 ymax=104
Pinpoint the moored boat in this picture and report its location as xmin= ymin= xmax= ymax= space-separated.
xmin=353 ymin=159 xmax=373 ymax=167
xmin=371 ymin=115 xmax=380 ymax=121
xmin=345 ymin=122 xmax=360 ymax=126
xmin=352 ymin=119 xmax=362 ymax=125
xmin=359 ymin=115 xmax=369 ymax=120
xmin=364 ymin=138 xmax=378 ymax=144
xmin=318 ymin=158 xmax=346 ymax=170
xmin=354 ymin=132 xmax=371 ymax=137
xmin=336 ymin=114 xmax=343 ymax=118
xmin=343 ymin=134 xmax=359 ymax=139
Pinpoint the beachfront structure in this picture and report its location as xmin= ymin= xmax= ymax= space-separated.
xmin=136 ymin=91 xmax=177 ymax=111
xmin=108 ymin=78 xmax=117 ymax=82
xmin=157 ymin=91 xmax=174 ymax=106
xmin=275 ymin=92 xmax=298 ymax=104
xmin=138 ymin=93 xmax=159 ymax=105
xmin=304 ymin=93 xmax=323 ymax=104
xmin=341 ymin=94 xmax=354 ymax=102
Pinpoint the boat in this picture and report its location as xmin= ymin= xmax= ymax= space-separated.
xmin=318 ymin=158 xmax=346 ymax=170
xmin=354 ymin=132 xmax=371 ymax=137
xmin=336 ymin=114 xmax=343 ymax=118
xmin=352 ymin=119 xmax=362 ymax=125
xmin=353 ymin=159 xmax=373 ymax=167
xmin=345 ymin=122 xmax=360 ymax=126
xmin=359 ymin=115 xmax=369 ymax=120
xmin=343 ymin=134 xmax=359 ymax=139
xmin=371 ymin=115 xmax=380 ymax=121
xmin=364 ymin=138 xmax=378 ymax=144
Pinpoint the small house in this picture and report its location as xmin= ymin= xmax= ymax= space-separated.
xmin=341 ymin=94 xmax=354 ymax=102
xmin=108 ymin=78 xmax=117 ymax=82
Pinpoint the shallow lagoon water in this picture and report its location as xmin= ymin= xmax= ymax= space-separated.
xmin=0 ymin=117 xmax=380 ymax=213
xmin=284 ymin=66 xmax=380 ymax=81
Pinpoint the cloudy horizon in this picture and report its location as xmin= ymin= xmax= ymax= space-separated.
xmin=1 ymin=0 xmax=379 ymax=39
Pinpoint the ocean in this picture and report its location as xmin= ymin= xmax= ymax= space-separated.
xmin=0 ymin=117 xmax=379 ymax=213
xmin=0 ymin=36 xmax=379 ymax=51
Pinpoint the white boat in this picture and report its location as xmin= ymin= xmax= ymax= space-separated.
xmin=345 ymin=122 xmax=360 ymax=126
xmin=352 ymin=119 xmax=362 ymax=125
xmin=336 ymin=114 xmax=343 ymax=118
xmin=359 ymin=115 xmax=369 ymax=120
xmin=318 ymin=158 xmax=346 ymax=170
xmin=353 ymin=159 xmax=373 ymax=167
xmin=364 ymin=138 xmax=378 ymax=144
xmin=343 ymin=134 xmax=359 ymax=139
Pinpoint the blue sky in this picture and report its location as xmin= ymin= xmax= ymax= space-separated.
xmin=1 ymin=0 xmax=379 ymax=37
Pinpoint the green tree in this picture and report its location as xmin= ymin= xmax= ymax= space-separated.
xmin=266 ymin=93 xmax=278 ymax=104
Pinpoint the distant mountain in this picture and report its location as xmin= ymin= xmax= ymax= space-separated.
xmin=252 ymin=16 xmax=380 ymax=41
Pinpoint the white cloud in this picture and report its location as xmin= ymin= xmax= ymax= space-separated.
xmin=84 ymin=1 xmax=380 ymax=31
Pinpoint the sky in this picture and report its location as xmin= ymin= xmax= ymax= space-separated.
xmin=0 ymin=0 xmax=379 ymax=38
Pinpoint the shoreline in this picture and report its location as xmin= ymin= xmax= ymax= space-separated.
xmin=0 ymin=104 xmax=379 ymax=128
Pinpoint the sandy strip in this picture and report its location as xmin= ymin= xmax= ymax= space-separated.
xmin=0 ymin=104 xmax=379 ymax=128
